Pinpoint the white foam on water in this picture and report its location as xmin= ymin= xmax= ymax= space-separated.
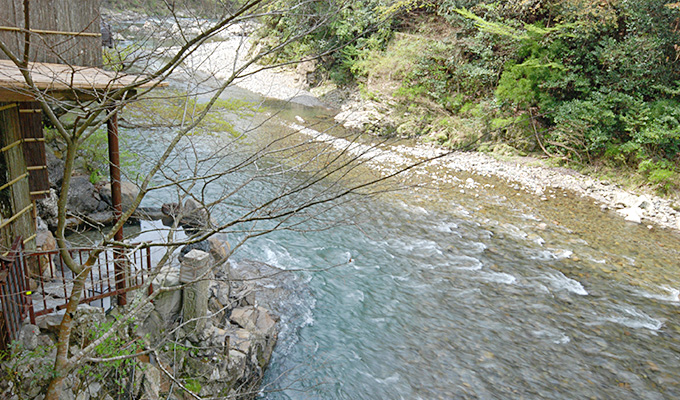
xmin=633 ymin=285 xmax=680 ymax=303
xmin=411 ymin=206 xmax=429 ymax=215
xmin=450 ymin=255 xmax=483 ymax=271
xmin=478 ymin=271 xmax=517 ymax=285
xmin=435 ymin=221 xmax=459 ymax=233
xmin=449 ymin=288 xmax=483 ymax=299
xmin=606 ymin=307 xmax=664 ymax=331
xmin=460 ymin=241 xmax=488 ymax=254
xmin=550 ymin=249 xmax=574 ymax=259
xmin=521 ymin=213 xmax=542 ymax=221
xmin=554 ymin=335 xmax=571 ymax=344
xmin=622 ymin=255 xmax=636 ymax=266
xmin=544 ymin=272 xmax=588 ymax=295
xmin=374 ymin=374 xmax=401 ymax=385
xmin=390 ymin=274 xmax=410 ymax=282
xmin=353 ymin=263 xmax=381 ymax=270
xmin=388 ymin=238 xmax=442 ymax=256
xmin=500 ymin=223 xmax=528 ymax=239
xmin=531 ymin=236 xmax=545 ymax=246
xmin=346 ymin=290 xmax=365 ymax=304
xmin=532 ymin=329 xmax=571 ymax=345
xmin=533 ymin=248 xmax=573 ymax=261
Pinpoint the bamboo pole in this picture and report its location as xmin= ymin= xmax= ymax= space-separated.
xmin=0 ymin=26 xmax=101 ymax=37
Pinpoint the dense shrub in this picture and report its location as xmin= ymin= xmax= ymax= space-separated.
xmin=259 ymin=0 xmax=680 ymax=191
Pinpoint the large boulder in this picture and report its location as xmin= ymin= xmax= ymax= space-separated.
xmin=151 ymin=265 xmax=182 ymax=325
xmin=66 ymin=176 xmax=106 ymax=215
xmin=161 ymin=198 xmax=214 ymax=233
xmin=229 ymin=306 xmax=278 ymax=339
xmin=99 ymin=181 xmax=140 ymax=213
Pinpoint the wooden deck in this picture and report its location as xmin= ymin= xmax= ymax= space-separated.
xmin=0 ymin=59 xmax=164 ymax=101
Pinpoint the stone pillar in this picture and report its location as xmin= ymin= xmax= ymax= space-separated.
xmin=180 ymin=250 xmax=211 ymax=333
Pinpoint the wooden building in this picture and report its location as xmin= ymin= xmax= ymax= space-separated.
xmin=0 ymin=0 xmax=103 ymax=253
xmin=0 ymin=0 xmax=102 ymax=66
xmin=0 ymin=0 xmax=161 ymax=255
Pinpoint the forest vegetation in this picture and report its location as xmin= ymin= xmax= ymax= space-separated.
xmin=260 ymin=0 xmax=680 ymax=196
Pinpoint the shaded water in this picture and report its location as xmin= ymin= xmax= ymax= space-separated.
xmin=117 ymin=84 xmax=680 ymax=399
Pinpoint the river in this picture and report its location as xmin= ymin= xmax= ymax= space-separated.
xmin=104 ymin=17 xmax=680 ymax=395
xmin=116 ymin=88 xmax=680 ymax=399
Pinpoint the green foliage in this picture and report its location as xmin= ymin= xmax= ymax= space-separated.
xmin=76 ymin=128 xmax=139 ymax=181
xmin=73 ymin=319 xmax=144 ymax=397
xmin=125 ymin=89 xmax=254 ymax=137
xmin=638 ymin=159 xmax=679 ymax=194
xmin=1 ymin=341 xmax=56 ymax=398
xmin=88 ymin=321 xmax=141 ymax=370
xmin=103 ymin=45 xmax=134 ymax=72
xmin=263 ymin=0 xmax=680 ymax=192
xmin=453 ymin=1 xmax=680 ymax=176
xmin=260 ymin=1 xmax=427 ymax=81
xmin=184 ymin=378 xmax=202 ymax=394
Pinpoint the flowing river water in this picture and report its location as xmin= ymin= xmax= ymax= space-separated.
xmin=217 ymin=100 xmax=680 ymax=399
xmin=119 ymin=91 xmax=680 ymax=399
xmin=97 ymin=35 xmax=680 ymax=396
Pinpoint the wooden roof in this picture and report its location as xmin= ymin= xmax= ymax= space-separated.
xmin=0 ymin=59 xmax=165 ymax=102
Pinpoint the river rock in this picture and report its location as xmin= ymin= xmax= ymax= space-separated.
xmin=133 ymin=364 xmax=161 ymax=400
xmin=36 ymin=189 xmax=59 ymax=229
xmin=178 ymin=240 xmax=211 ymax=263
xmin=295 ymin=59 xmax=318 ymax=86
xmin=99 ymin=182 xmax=140 ymax=213
xmin=208 ymin=237 xmax=229 ymax=263
xmin=619 ymin=206 xmax=644 ymax=224
xmin=66 ymin=176 xmax=107 ymax=215
xmin=161 ymin=198 xmax=214 ymax=233
xmin=46 ymin=149 xmax=64 ymax=189
xmin=35 ymin=226 xmax=56 ymax=277
xmin=230 ymin=306 xmax=278 ymax=338
xmin=18 ymin=324 xmax=40 ymax=351
xmin=152 ymin=267 xmax=182 ymax=324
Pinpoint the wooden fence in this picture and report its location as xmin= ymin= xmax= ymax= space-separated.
xmin=0 ymin=0 xmax=102 ymax=66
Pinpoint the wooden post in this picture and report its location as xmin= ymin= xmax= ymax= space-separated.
xmin=107 ymin=107 xmax=126 ymax=306
xmin=0 ymin=102 xmax=34 ymax=252
xmin=180 ymin=250 xmax=211 ymax=333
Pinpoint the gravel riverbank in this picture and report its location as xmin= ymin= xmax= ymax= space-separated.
xmin=115 ymin=12 xmax=679 ymax=234
xmin=329 ymin=99 xmax=680 ymax=233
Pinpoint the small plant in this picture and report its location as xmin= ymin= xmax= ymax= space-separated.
xmin=1 ymin=341 xmax=56 ymax=398
xmin=638 ymin=159 xmax=679 ymax=194
xmin=184 ymin=378 xmax=202 ymax=394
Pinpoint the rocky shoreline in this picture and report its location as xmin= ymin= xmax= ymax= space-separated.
xmin=178 ymin=26 xmax=679 ymax=234
xmin=328 ymin=97 xmax=680 ymax=232
xmin=5 ymin=244 xmax=283 ymax=400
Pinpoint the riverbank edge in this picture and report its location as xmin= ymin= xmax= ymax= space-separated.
xmin=232 ymin=50 xmax=680 ymax=233
xmin=309 ymin=83 xmax=680 ymax=233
